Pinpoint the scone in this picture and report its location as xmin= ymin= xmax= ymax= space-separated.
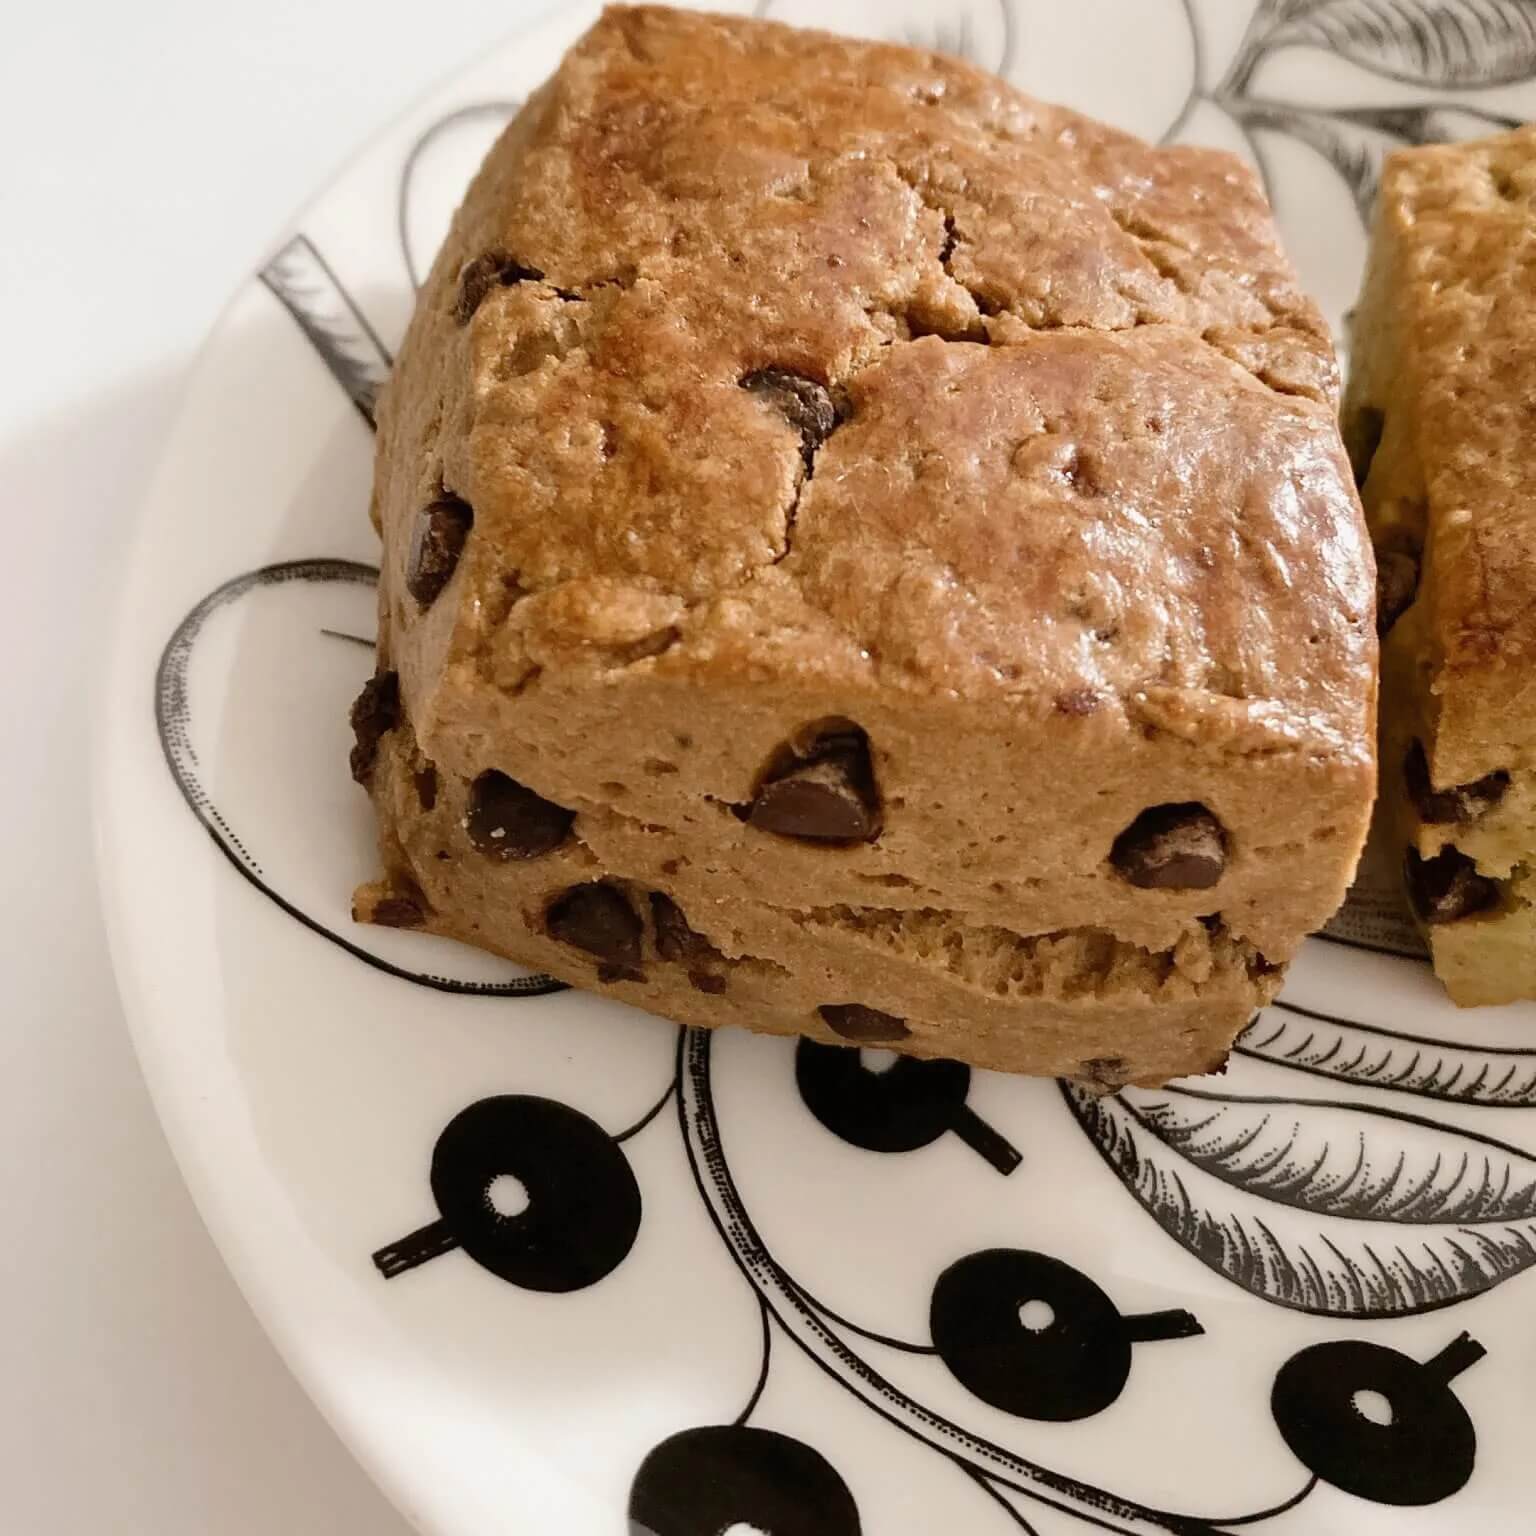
xmin=352 ymin=4 xmax=1377 ymax=1084
xmin=1345 ymin=126 xmax=1536 ymax=1006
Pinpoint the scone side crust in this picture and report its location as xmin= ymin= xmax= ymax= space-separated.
xmin=1345 ymin=125 xmax=1536 ymax=1000
xmin=358 ymin=718 xmax=1271 ymax=1083
xmin=1370 ymin=128 xmax=1536 ymax=765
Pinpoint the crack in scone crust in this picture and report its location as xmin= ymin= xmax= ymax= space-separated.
xmin=359 ymin=6 xmax=1376 ymax=1082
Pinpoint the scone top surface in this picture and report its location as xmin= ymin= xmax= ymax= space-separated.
xmin=373 ymin=4 xmax=1375 ymax=961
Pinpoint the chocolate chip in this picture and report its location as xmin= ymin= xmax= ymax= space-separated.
xmin=414 ymin=764 xmax=439 ymax=811
xmin=547 ymin=883 xmax=643 ymax=971
xmin=1405 ymin=845 xmax=1501 ymax=924
xmin=1404 ymin=740 xmax=1509 ymax=825
xmin=349 ymin=670 xmax=400 ymax=785
xmin=747 ymin=726 xmax=881 ymax=845
xmin=651 ymin=893 xmax=728 ymax=992
xmin=817 ymin=1003 xmax=910 ymax=1042
xmin=598 ymin=962 xmax=645 ymax=984
xmin=741 ymin=370 xmax=843 ymax=471
xmin=372 ymin=893 xmax=426 ymax=928
xmin=1377 ymin=549 xmax=1419 ymax=635
xmin=454 ymin=251 xmax=545 ymax=325
xmin=465 ymin=770 xmax=574 ymax=859
xmin=1111 ymin=803 xmax=1227 ymax=890
xmin=406 ymin=496 xmax=473 ymax=608
xmin=650 ymin=893 xmax=715 ymax=962
xmin=365 ymin=874 xmax=429 ymax=928
xmin=1345 ymin=405 xmax=1384 ymax=489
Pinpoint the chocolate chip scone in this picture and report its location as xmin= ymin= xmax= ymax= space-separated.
xmin=1344 ymin=126 xmax=1536 ymax=1006
xmin=353 ymin=4 xmax=1377 ymax=1084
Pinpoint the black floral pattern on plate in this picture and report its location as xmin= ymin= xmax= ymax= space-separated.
xmin=176 ymin=8 xmax=1536 ymax=1515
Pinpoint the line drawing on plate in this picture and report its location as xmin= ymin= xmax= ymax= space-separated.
xmin=157 ymin=557 xmax=565 ymax=996
xmin=1065 ymin=1075 xmax=1536 ymax=1316
xmin=213 ymin=22 xmax=1536 ymax=1521
xmin=671 ymin=1025 xmax=1491 ymax=1530
xmin=1238 ymin=997 xmax=1536 ymax=1106
xmin=259 ymin=235 xmax=393 ymax=425
xmin=397 ymin=101 xmax=521 ymax=289
xmin=1190 ymin=0 xmax=1532 ymax=215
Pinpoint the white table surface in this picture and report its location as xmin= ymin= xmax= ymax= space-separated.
xmin=0 ymin=4 xmax=551 ymax=1529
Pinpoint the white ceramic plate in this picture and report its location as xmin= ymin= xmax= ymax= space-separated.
xmin=98 ymin=3 xmax=1536 ymax=1533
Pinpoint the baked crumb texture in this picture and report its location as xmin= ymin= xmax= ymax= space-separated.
xmin=1345 ymin=125 xmax=1536 ymax=1007
xmin=354 ymin=5 xmax=1376 ymax=1083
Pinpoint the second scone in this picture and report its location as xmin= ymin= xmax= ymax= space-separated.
xmin=354 ymin=4 xmax=1378 ymax=1086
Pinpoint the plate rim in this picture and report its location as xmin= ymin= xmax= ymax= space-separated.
xmin=91 ymin=5 xmax=1536 ymax=1532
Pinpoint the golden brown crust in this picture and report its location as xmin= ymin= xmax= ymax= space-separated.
xmin=360 ymin=718 xmax=1271 ymax=1086
xmin=359 ymin=5 xmax=1376 ymax=1076
xmin=1345 ymin=125 xmax=1536 ymax=1004
xmin=1347 ymin=128 xmax=1536 ymax=771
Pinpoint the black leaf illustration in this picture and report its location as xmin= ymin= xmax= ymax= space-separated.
xmin=396 ymin=101 xmax=519 ymax=290
xmin=1065 ymin=1080 xmax=1536 ymax=1315
xmin=1240 ymin=1000 xmax=1536 ymax=1107
xmin=1235 ymin=102 xmax=1398 ymax=220
xmin=1331 ymin=100 xmax=1522 ymax=140
xmin=753 ymin=0 xmax=1014 ymax=76
xmin=259 ymin=236 xmax=392 ymax=427
xmin=1264 ymin=0 xmax=1536 ymax=89
xmin=1232 ymin=94 xmax=1517 ymax=220
xmin=158 ymin=560 xmax=564 ymax=997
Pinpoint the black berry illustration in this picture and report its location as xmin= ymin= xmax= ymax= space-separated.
xmin=372 ymin=1096 xmax=641 ymax=1291
xmin=628 ymin=1426 xmax=860 ymax=1536
xmin=1272 ymin=1333 xmax=1486 ymax=1506
xmin=930 ymin=1249 xmax=1203 ymax=1422
xmin=794 ymin=1040 xmax=1021 ymax=1174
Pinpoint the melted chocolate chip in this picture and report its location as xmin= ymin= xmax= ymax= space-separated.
xmin=741 ymin=370 xmax=842 ymax=470
xmin=349 ymin=670 xmax=400 ymax=785
xmin=1404 ymin=740 xmax=1509 ymax=825
xmin=547 ymin=883 xmax=643 ymax=972
xmin=747 ymin=727 xmax=881 ymax=845
xmin=1345 ymin=405 xmax=1384 ymax=489
xmin=406 ymin=496 xmax=473 ymax=608
xmin=1111 ymin=804 xmax=1227 ymax=890
xmin=1406 ymin=846 xmax=1501 ymax=924
xmin=1377 ymin=549 xmax=1420 ymax=635
xmin=817 ymin=1003 xmax=910 ymax=1043
xmin=465 ymin=770 xmax=574 ymax=860
xmin=689 ymin=970 xmax=727 ymax=995
xmin=454 ymin=251 xmax=545 ymax=325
